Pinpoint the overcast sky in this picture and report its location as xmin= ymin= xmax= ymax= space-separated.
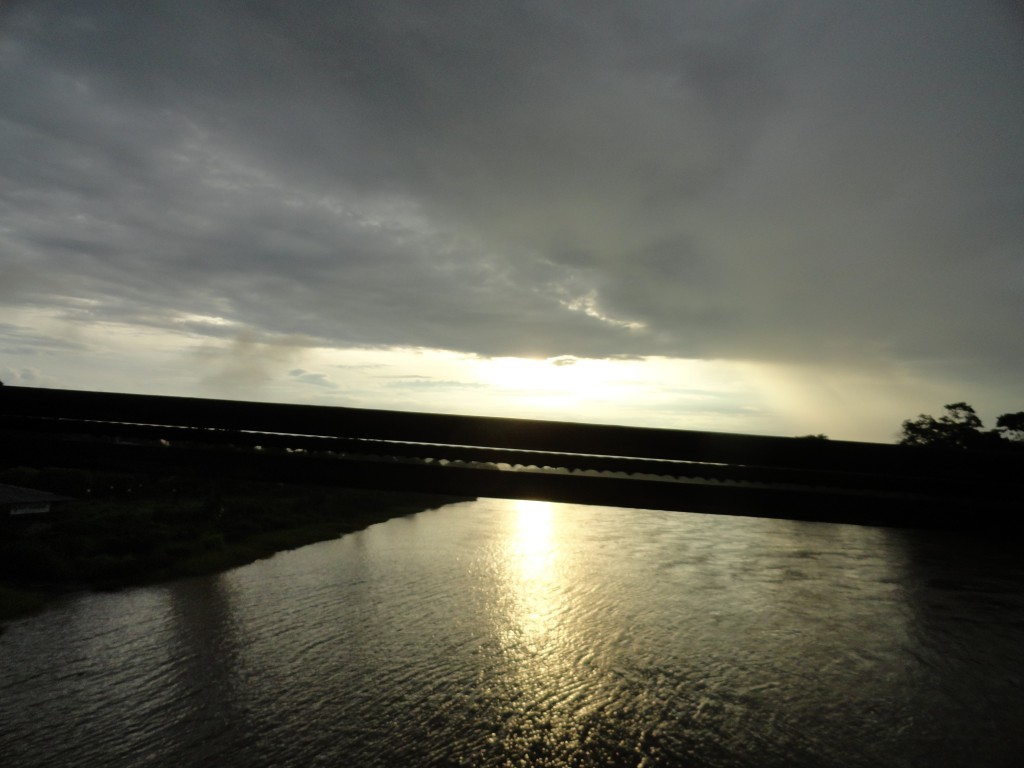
xmin=2 ymin=0 xmax=1022 ymax=441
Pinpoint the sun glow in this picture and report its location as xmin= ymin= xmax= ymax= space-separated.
xmin=479 ymin=356 xmax=633 ymax=408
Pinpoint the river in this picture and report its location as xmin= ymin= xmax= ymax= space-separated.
xmin=2 ymin=498 xmax=1023 ymax=767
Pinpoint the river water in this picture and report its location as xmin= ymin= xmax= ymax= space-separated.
xmin=2 ymin=498 xmax=1023 ymax=767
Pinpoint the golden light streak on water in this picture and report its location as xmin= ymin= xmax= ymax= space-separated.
xmin=503 ymin=499 xmax=560 ymax=648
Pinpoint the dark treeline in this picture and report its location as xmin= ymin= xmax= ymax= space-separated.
xmin=899 ymin=402 xmax=1024 ymax=451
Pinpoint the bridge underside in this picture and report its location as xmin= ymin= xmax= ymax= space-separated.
xmin=2 ymin=387 xmax=1021 ymax=532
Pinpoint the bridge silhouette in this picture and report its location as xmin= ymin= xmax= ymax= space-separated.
xmin=2 ymin=386 xmax=1020 ymax=531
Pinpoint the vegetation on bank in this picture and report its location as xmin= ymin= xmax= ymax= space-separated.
xmin=0 ymin=465 xmax=466 ymax=625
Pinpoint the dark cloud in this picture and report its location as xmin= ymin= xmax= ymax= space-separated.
xmin=1 ymin=0 xmax=1022 ymax=392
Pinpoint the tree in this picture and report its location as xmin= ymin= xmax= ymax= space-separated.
xmin=899 ymin=402 xmax=985 ymax=449
xmin=899 ymin=403 xmax=1024 ymax=450
xmin=995 ymin=412 xmax=1024 ymax=443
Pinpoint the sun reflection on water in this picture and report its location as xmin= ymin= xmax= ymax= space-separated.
xmin=510 ymin=499 xmax=555 ymax=577
xmin=505 ymin=499 xmax=563 ymax=643
xmin=495 ymin=501 xmax=574 ymax=753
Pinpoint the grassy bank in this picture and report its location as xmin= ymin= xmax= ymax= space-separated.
xmin=0 ymin=470 xmax=468 ymax=626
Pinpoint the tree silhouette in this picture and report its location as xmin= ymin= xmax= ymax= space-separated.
xmin=899 ymin=402 xmax=985 ymax=449
xmin=995 ymin=412 xmax=1024 ymax=442
xmin=900 ymin=403 xmax=1024 ymax=450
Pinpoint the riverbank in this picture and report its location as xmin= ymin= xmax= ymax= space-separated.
xmin=0 ymin=477 xmax=469 ymax=627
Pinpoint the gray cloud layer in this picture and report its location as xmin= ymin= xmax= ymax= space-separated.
xmin=2 ymin=1 xmax=1022 ymax=381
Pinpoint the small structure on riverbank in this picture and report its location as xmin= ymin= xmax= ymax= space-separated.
xmin=0 ymin=484 xmax=73 ymax=517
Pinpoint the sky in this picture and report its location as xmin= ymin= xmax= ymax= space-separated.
xmin=1 ymin=0 xmax=1022 ymax=443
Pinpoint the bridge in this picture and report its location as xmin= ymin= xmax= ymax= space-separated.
xmin=1 ymin=386 xmax=1021 ymax=531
